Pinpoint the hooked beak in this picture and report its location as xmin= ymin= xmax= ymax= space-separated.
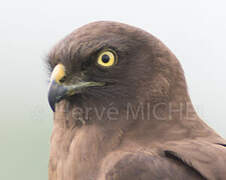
xmin=48 ymin=64 xmax=104 ymax=112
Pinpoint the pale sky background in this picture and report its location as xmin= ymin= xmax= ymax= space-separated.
xmin=1 ymin=0 xmax=226 ymax=179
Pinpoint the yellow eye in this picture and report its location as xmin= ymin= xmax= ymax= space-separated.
xmin=97 ymin=50 xmax=117 ymax=67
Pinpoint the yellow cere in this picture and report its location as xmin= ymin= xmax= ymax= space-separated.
xmin=50 ymin=64 xmax=66 ymax=84
xmin=97 ymin=50 xmax=117 ymax=67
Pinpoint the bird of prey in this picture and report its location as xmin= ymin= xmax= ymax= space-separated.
xmin=47 ymin=21 xmax=226 ymax=180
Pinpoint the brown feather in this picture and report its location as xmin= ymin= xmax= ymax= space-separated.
xmin=47 ymin=21 xmax=226 ymax=180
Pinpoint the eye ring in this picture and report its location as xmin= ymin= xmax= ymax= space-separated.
xmin=97 ymin=49 xmax=117 ymax=67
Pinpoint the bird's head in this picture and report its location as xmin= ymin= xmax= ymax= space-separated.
xmin=47 ymin=21 xmax=189 ymax=123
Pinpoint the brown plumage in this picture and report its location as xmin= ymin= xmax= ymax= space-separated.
xmin=46 ymin=21 xmax=226 ymax=180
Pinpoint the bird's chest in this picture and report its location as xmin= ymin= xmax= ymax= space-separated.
xmin=48 ymin=125 xmax=107 ymax=180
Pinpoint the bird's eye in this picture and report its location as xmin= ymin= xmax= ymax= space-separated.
xmin=97 ymin=50 xmax=117 ymax=67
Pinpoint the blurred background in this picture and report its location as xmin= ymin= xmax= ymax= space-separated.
xmin=1 ymin=0 xmax=226 ymax=179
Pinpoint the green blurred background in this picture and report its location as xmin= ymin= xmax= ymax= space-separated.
xmin=1 ymin=0 xmax=226 ymax=179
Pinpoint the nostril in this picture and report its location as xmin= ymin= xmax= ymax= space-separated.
xmin=59 ymin=76 xmax=66 ymax=83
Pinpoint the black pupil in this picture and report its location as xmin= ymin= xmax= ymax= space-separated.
xmin=102 ymin=54 xmax=110 ymax=63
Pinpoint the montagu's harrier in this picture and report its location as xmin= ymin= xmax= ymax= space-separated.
xmin=47 ymin=21 xmax=226 ymax=180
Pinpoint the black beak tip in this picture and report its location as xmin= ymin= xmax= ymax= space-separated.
xmin=48 ymin=95 xmax=56 ymax=112
xmin=48 ymin=80 xmax=68 ymax=112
